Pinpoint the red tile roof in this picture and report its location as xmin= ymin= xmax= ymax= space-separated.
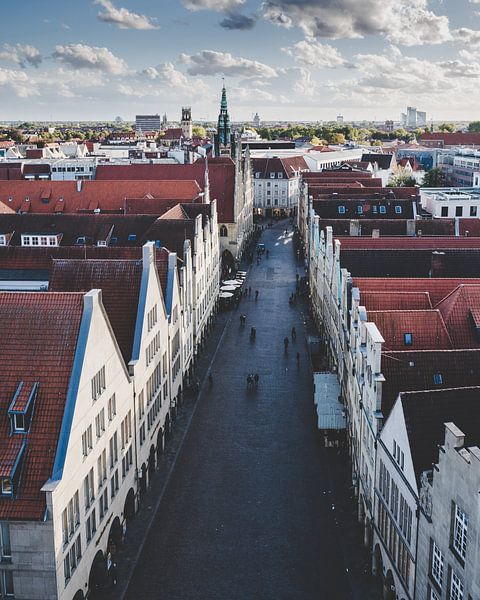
xmin=96 ymin=162 xmax=235 ymax=222
xmin=251 ymin=156 xmax=308 ymax=179
xmin=0 ymin=180 xmax=201 ymax=214
xmin=0 ymin=292 xmax=84 ymax=520
xmin=353 ymin=278 xmax=480 ymax=305
xmin=360 ymin=291 xmax=432 ymax=310
xmin=367 ymin=309 xmax=452 ymax=350
xmin=161 ymin=128 xmax=183 ymax=140
xmin=419 ymin=132 xmax=480 ymax=146
xmin=49 ymin=260 xmax=142 ymax=363
xmin=435 ymin=284 xmax=480 ymax=348
xmin=338 ymin=237 xmax=480 ymax=249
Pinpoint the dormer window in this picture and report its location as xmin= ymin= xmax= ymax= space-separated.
xmin=433 ymin=373 xmax=443 ymax=385
xmin=128 ymin=234 xmax=137 ymax=242
xmin=9 ymin=381 xmax=38 ymax=434
xmin=395 ymin=205 xmax=402 ymax=214
xmin=97 ymin=240 xmax=107 ymax=247
xmin=404 ymin=333 xmax=413 ymax=346
xmin=76 ymin=237 xmax=86 ymax=245
xmin=338 ymin=206 xmax=346 ymax=214
xmin=0 ymin=235 xmax=6 ymax=246
xmin=0 ymin=479 xmax=12 ymax=496
xmin=379 ymin=206 xmax=386 ymax=214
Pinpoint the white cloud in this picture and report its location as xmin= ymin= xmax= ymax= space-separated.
xmin=262 ymin=0 xmax=451 ymax=46
xmin=452 ymin=28 xmax=480 ymax=47
xmin=0 ymin=68 xmax=38 ymax=97
xmin=96 ymin=0 xmax=158 ymax=29
xmin=181 ymin=0 xmax=245 ymax=10
xmin=52 ymin=44 xmax=129 ymax=75
xmin=282 ymin=38 xmax=351 ymax=68
xmin=179 ymin=50 xmax=278 ymax=78
xmin=0 ymin=44 xmax=42 ymax=68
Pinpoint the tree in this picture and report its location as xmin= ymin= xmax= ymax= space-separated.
xmin=421 ymin=168 xmax=448 ymax=187
xmin=192 ymin=126 xmax=206 ymax=138
xmin=387 ymin=172 xmax=417 ymax=187
xmin=468 ymin=121 xmax=480 ymax=132
xmin=438 ymin=123 xmax=455 ymax=132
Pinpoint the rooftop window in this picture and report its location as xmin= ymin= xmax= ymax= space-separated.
xmin=357 ymin=205 xmax=363 ymax=214
xmin=379 ymin=206 xmax=386 ymax=214
xmin=128 ymin=234 xmax=137 ymax=242
xmin=404 ymin=333 xmax=413 ymax=346
xmin=433 ymin=373 xmax=443 ymax=385
xmin=338 ymin=206 xmax=346 ymax=214
xmin=395 ymin=206 xmax=402 ymax=214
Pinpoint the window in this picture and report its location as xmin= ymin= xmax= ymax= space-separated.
xmin=95 ymin=409 xmax=105 ymax=439
xmin=255 ymin=172 xmax=260 ymax=179
xmin=270 ymin=172 xmax=275 ymax=179
xmin=91 ymin=366 xmax=106 ymax=401
xmin=97 ymin=450 xmax=107 ymax=490
xmin=83 ymin=468 xmax=94 ymax=511
xmin=450 ymin=570 xmax=464 ymax=600
xmin=338 ymin=206 xmax=346 ymax=214
xmin=81 ymin=425 xmax=93 ymax=458
xmin=278 ymin=172 xmax=283 ymax=178
xmin=219 ymin=225 xmax=228 ymax=237
xmin=1 ymin=570 xmax=13 ymax=596
xmin=13 ymin=413 xmax=25 ymax=432
xmin=452 ymin=504 xmax=468 ymax=561
xmin=393 ymin=440 xmax=405 ymax=470
xmin=64 ymin=554 xmax=71 ymax=582
xmin=108 ymin=394 xmax=116 ymax=421
xmin=431 ymin=540 xmax=444 ymax=587
xmin=121 ymin=412 xmax=132 ymax=449
xmin=441 ymin=206 xmax=449 ymax=217
xmin=99 ymin=488 xmax=108 ymax=521
xmin=433 ymin=373 xmax=443 ymax=385
xmin=379 ymin=205 xmax=386 ymax=214
xmin=399 ymin=496 xmax=412 ymax=543
xmin=0 ymin=479 xmax=12 ymax=497
xmin=470 ymin=206 xmax=477 ymax=217
xmin=0 ymin=524 xmax=11 ymax=560
xmin=372 ymin=205 xmax=378 ymax=214
xmin=0 ymin=236 xmax=6 ymax=246
xmin=85 ymin=508 xmax=96 ymax=543
xmin=404 ymin=333 xmax=413 ymax=346
xmin=109 ymin=432 xmax=118 ymax=469
xmin=357 ymin=205 xmax=363 ymax=214
xmin=110 ymin=469 xmax=119 ymax=499
xmin=429 ymin=588 xmax=440 ymax=600
xmin=147 ymin=305 xmax=157 ymax=332
xmin=455 ymin=206 xmax=463 ymax=217
xmin=395 ymin=205 xmax=402 ymax=214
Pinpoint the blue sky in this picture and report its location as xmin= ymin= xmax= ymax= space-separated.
xmin=1 ymin=0 xmax=480 ymax=122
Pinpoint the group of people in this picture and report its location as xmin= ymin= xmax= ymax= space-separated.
xmin=246 ymin=372 xmax=260 ymax=389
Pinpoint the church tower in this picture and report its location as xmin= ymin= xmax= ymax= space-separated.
xmin=215 ymin=83 xmax=232 ymax=157
xmin=181 ymin=107 xmax=192 ymax=139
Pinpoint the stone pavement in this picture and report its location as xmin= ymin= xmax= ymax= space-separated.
xmin=118 ymin=220 xmax=381 ymax=600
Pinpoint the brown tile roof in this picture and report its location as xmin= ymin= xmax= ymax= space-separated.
xmin=0 ymin=291 xmax=84 ymax=520
xmin=96 ymin=162 xmax=235 ymax=222
xmin=400 ymin=386 xmax=480 ymax=483
xmin=251 ymin=156 xmax=308 ymax=179
xmin=419 ymin=132 xmax=480 ymax=146
xmin=0 ymin=180 xmax=201 ymax=214
xmin=143 ymin=219 xmax=195 ymax=258
xmin=381 ymin=349 xmax=480 ymax=421
xmin=49 ymin=260 xmax=142 ymax=363
xmin=368 ymin=310 xmax=452 ymax=350
xmin=158 ymin=204 xmax=189 ymax=220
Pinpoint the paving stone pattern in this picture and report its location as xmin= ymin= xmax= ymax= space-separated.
xmin=121 ymin=221 xmax=380 ymax=600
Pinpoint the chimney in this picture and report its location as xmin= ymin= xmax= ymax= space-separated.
xmin=406 ymin=219 xmax=415 ymax=236
xmin=372 ymin=229 xmax=380 ymax=238
xmin=431 ymin=251 xmax=446 ymax=277
xmin=350 ymin=220 xmax=361 ymax=236
xmin=142 ymin=241 xmax=155 ymax=267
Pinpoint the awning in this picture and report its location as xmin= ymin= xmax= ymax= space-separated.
xmin=313 ymin=372 xmax=346 ymax=430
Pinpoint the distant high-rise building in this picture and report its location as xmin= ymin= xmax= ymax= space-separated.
xmin=253 ymin=112 xmax=261 ymax=128
xmin=135 ymin=114 xmax=161 ymax=133
xmin=337 ymin=115 xmax=344 ymax=124
xmin=181 ymin=107 xmax=192 ymax=139
xmin=385 ymin=120 xmax=394 ymax=132
xmin=215 ymin=83 xmax=232 ymax=157
xmin=161 ymin=113 xmax=168 ymax=130
xmin=402 ymin=107 xmax=427 ymax=128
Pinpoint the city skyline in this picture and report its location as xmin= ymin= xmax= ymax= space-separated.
xmin=1 ymin=0 xmax=480 ymax=121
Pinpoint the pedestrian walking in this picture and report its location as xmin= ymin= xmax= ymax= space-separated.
xmin=254 ymin=373 xmax=259 ymax=387
xmin=291 ymin=326 xmax=297 ymax=340
xmin=255 ymin=290 xmax=259 ymax=301
xmin=284 ymin=337 xmax=289 ymax=352
xmin=248 ymin=287 xmax=252 ymax=297
xmin=296 ymin=352 xmax=300 ymax=365
xmin=266 ymin=249 xmax=269 ymax=258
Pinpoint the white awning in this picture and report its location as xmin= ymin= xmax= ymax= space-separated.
xmin=313 ymin=372 xmax=346 ymax=430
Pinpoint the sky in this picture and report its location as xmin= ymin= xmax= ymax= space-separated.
xmin=1 ymin=0 xmax=480 ymax=122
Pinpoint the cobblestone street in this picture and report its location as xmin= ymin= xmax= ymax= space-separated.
xmin=123 ymin=221 xmax=380 ymax=600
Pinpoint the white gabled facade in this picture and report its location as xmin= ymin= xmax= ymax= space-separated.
xmin=43 ymin=289 xmax=134 ymax=600
xmin=373 ymin=397 xmax=417 ymax=600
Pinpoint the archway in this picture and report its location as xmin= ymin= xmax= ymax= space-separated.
xmin=73 ymin=590 xmax=84 ymax=600
xmin=384 ymin=570 xmax=396 ymax=600
xmin=123 ymin=488 xmax=135 ymax=522
xmin=108 ymin=516 xmax=123 ymax=557
xmin=88 ymin=550 xmax=107 ymax=599
xmin=372 ymin=544 xmax=383 ymax=578
xmin=148 ymin=445 xmax=156 ymax=479
xmin=165 ymin=413 xmax=171 ymax=440
xmin=221 ymin=249 xmax=235 ymax=277
xmin=156 ymin=428 xmax=164 ymax=462
xmin=140 ymin=463 xmax=147 ymax=494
